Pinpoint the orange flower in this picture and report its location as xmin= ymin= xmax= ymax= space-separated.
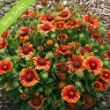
xmin=85 ymin=57 xmax=103 ymax=75
xmin=57 ymin=9 xmax=71 ymax=20
xmin=0 ymin=39 xmax=8 ymax=49
xmin=100 ymin=69 xmax=110 ymax=82
xmin=66 ymin=55 xmax=84 ymax=72
xmin=103 ymin=49 xmax=110 ymax=60
xmin=56 ymin=71 xmax=66 ymax=81
xmin=66 ymin=19 xmax=77 ymax=29
xmin=33 ymin=56 xmax=51 ymax=71
xmin=0 ymin=29 xmax=11 ymax=39
xmin=20 ymin=26 xmax=31 ymax=36
xmin=57 ymin=33 xmax=68 ymax=41
xmin=55 ymin=21 xmax=65 ymax=30
xmin=18 ymin=43 xmax=35 ymax=58
xmin=92 ymin=80 xmax=103 ymax=91
xmin=0 ymin=60 xmax=13 ymax=74
xmin=105 ymin=31 xmax=110 ymax=38
xmin=28 ymin=93 xmax=45 ymax=110
xmin=91 ymin=32 xmax=100 ymax=40
xmin=38 ymin=22 xmax=54 ymax=34
xmin=55 ymin=44 xmax=72 ymax=56
xmin=19 ymin=68 xmax=39 ymax=87
xmin=57 ymin=61 xmax=68 ymax=73
xmin=40 ymin=13 xmax=55 ymax=23
xmin=83 ymin=93 xmax=94 ymax=108
xmin=61 ymin=85 xmax=80 ymax=103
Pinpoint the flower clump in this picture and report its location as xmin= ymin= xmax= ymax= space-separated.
xmin=0 ymin=1 xmax=110 ymax=110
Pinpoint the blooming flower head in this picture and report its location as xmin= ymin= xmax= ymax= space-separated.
xmin=18 ymin=43 xmax=35 ymax=58
xmin=66 ymin=55 xmax=84 ymax=72
xmin=19 ymin=68 xmax=39 ymax=87
xmin=57 ymin=33 xmax=68 ymax=41
xmin=105 ymin=31 xmax=110 ymax=38
xmin=61 ymin=85 xmax=80 ymax=103
xmin=85 ymin=56 xmax=103 ymax=75
xmin=55 ymin=44 xmax=72 ymax=56
xmin=56 ymin=71 xmax=66 ymax=81
xmin=66 ymin=19 xmax=77 ymax=29
xmin=40 ymin=13 xmax=55 ymax=23
xmin=91 ymin=32 xmax=100 ymax=40
xmin=0 ymin=29 xmax=11 ymax=39
xmin=38 ymin=22 xmax=55 ymax=34
xmin=0 ymin=39 xmax=8 ymax=49
xmin=103 ymin=49 xmax=110 ymax=60
xmin=33 ymin=56 xmax=51 ymax=71
xmin=20 ymin=26 xmax=31 ymax=36
xmin=57 ymin=9 xmax=71 ymax=20
xmin=0 ymin=60 xmax=13 ymax=74
xmin=57 ymin=61 xmax=68 ymax=73
xmin=92 ymin=80 xmax=103 ymax=91
xmin=100 ymin=69 xmax=110 ymax=82
xmin=28 ymin=93 xmax=45 ymax=110
xmin=83 ymin=93 xmax=94 ymax=108
xmin=55 ymin=21 xmax=65 ymax=30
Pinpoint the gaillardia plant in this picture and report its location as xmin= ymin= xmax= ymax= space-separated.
xmin=0 ymin=0 xmax=110 ymax=110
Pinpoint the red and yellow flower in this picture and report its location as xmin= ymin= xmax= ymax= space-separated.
xmin=83 ymin=93 xmax=94 ymax=108
xmin=92 ymin=80 xmax=103 ymax=91
xmin=57 ymin=33 xmax=68 ymax=41
xmin=103 ymin=49 xmax=110 ymax=60
xmin=100 ymin=69 xmax=110 ymax=82
xmin=38 ymin=22 xmax=55 ymax=34
xmin=105 ymin=31 xmax=110 ymax=38
xmin=0 ymin=29 xmax=11 ymax=39
xmin=0 ymin=39 xmax=8 ymax=49
xmin=84 ymin=56 xmax=103 ymax=75
xmin=57 ymin=9 xmax=71 ymax=20
xmin=66 ymin=55 xmax=84 ymax=72
xmin=33 ymin=56 xmax=51 ymax=71
xmin=55 ymin=44 xmax=72 ymax=56
xmin=54 ymin=21 xmax=66 ymax=30
xmin=61 ymin=85 xmax=80 ymax=103
xmin=40 ymin=13 xmax=55 ymax=23
xmin=0 ymin=60 xmax=13 ymax=74
xmin=19 ymin=68 xmax=39 ymax=87
xmin=66 ymin=19 xmax=77 ymax=29
xmin=18 ymin=43 xmax=35 ymax=58
xmin=28 ymin=93 xmax=45 ymax=110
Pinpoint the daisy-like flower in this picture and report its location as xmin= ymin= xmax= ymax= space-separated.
xmin=105 ymin=31 xmax=110 ymax=38
xmin=28 ymin=93 xmax=45 ymax=110
xmin=84 ymin=57 xmax=103 ymax=75
xmin=33 ymin=56 xmax=51 ymax=71
xmin=103 ymin=49 xmax=110 ymax=60
xmin=66 ymin=55 xmax=84 ymax=72
xmin=55 ymin=44 xmax=72 ymax=56
xmin=0 ymin=29 xmax=11 ymax=39
xmin=18 ymin=43 xmax=35 ymax=58
xmin=66 ymin=19 xmax=77 ymax=29
xmin=61 ymin=85 xmax=80 ymax=103
xmin=57 ymin=9 xmax=71 ymax=20
xmin=37 ymin=22 xmax=54 ymax=34
xmin=92 ymin=80 xmax=103 ymax=91
xmin=83 ymin=93 xmax=94 ymax=108
xmin=19 ymin=68 xmax=39 ymax=87
xmin=40 ymin=13 xmax=55 ymax=23
xmin=0 ymin=39 xmax=8 ymax=49
xmin=55 ymin=21 xmax=65 ymax=30
xmin=57 ymin=61 xmax=68 ymax=73
xmin=91 ymin=32 xmax=100 ymax=40
xmin=100 ymin=69 xmax=110 ymax=82
xmin=0 ymin=60 xmax=13 ymax=74
xmin=57 ymin=33 xmax=68 ymax=41
xmin=20 ymin=26 xmax=31 ymax=36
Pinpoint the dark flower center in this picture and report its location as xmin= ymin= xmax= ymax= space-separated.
xmin=104 ymin=73 xmax=109 ymax=78
xmin=89 ymin=62 xmax=97 ymax=70
xmin=60 ymin=11 xmax=68 ymax=17
xmin=43 ymin=24 xmax=51 ymax=31
xmin=38 ymin=58 xmax=46 ymax=65
xmin=32 ymin=98 xmax=42 ymax=106
xmin=2 ymin=65 xmax=8 ymax=70
xmin=22 ymin=47 xmax=32 ymax=54
xmin=46 ymin=16 xmax=54 ymax=22
xmin=25 ymin=71 xmax=34 ymax=82
xmin=68 ymin=91 xmax=75 ymax=98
